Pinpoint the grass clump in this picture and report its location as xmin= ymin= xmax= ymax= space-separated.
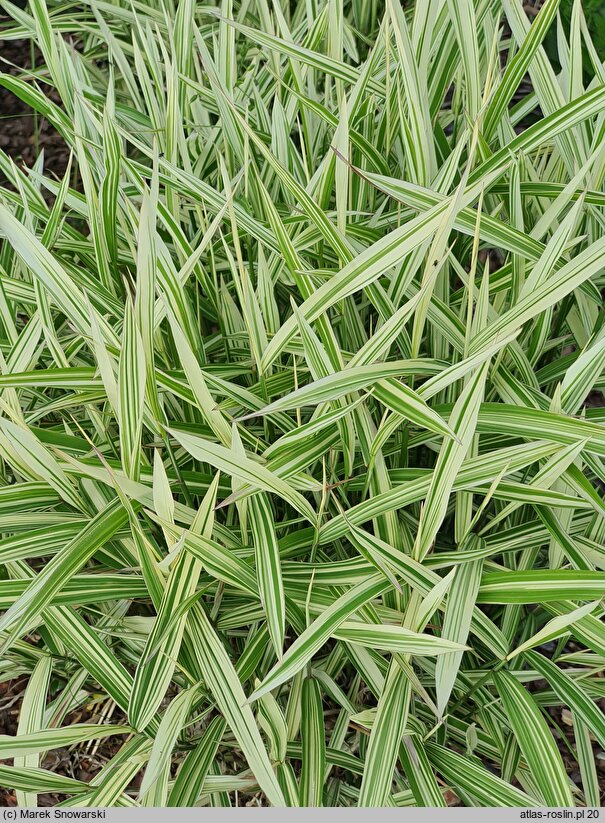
xmin=0 ymin=0 xmax=604 ymax=808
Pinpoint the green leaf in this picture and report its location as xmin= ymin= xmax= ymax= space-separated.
xmin=414 ymin=364 xmax=489 ymax=560
xmin=168 ymin=426 xmax=316 ymax=523
xmin=493 ymin=670 xmax=574 ymax=806
xmin=250 ymin=576 xmax=389 ymax=701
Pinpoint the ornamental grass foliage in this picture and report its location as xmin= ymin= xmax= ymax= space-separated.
xmin=0 ymin=0 xmax=604 ymax=808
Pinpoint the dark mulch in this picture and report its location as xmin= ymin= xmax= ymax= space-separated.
xmin=0 ymin=35 xmax=70 ymax=181
xmin=0 ymin=676 xmax=141 ymax=807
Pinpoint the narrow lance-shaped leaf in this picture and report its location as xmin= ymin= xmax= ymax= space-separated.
xmin=507 ymin=600 xmax=600 ymax=659
xmin=14 ymin=655 xmax=52 ymax=807
xmin=183 ymin=606 xmax=286 ymax=806
xmin=0 ymin=498 xmax=130 ymax=648
xmin=0 ymin=725 xmax=133 ymax=758
xmin=414 ymin=363 xmax=489 ymax=560
xmin=250 ymin=492 xmax=286 ymax=659
xmin=139 ymin=686 xmax=198 ymax=800
xmin=358 ymin=664 xmax=411 ymax=807
xmin=129 ymin=475 xmax=218 ymax=731
xmin=168 ymin=717 xmax=226 ymax=808
xmin=300 ymin=677 xmax=326 ymax=807
xmin=493 ymin=670 xmax=574 ymax=807
xmin=118 ymin=300 xmax=146 ymax=481
xmin=168 ymin=426 xmax=316 ymax=522
xmin=250 ymin=575 xmax=389 ymax=701
xmin=524 ymin=650 xmax=605 ymax=749
xmin=426 ymin=743 xmax=540 ymax=807
xmin=436 ymin=548 xmax=484 ymax=717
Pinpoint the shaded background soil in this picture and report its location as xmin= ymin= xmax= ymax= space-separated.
xmin=0 ymin=36 xmax=70 ymax=182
